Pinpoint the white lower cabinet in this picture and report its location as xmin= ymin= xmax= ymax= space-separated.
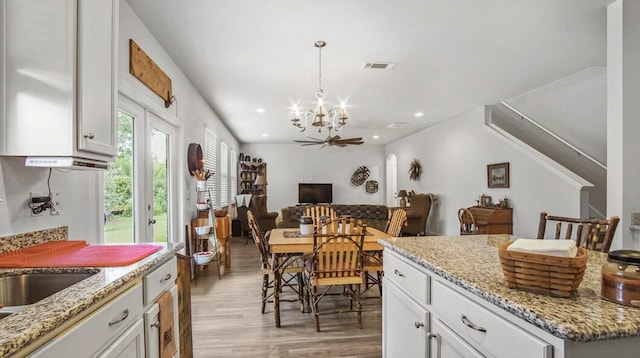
xmin=96 ymin=319 xmax=145 ymax=358
xmin=29 ymin=284 xmax=144 ymax=358
xmin=383 ymin=250 xmax=554 ymax=358
xmin=28 ymin=257 xmax=179 ymax=358
xmin=431 ymin=319 xmax=484 ymax=358
xmin=383 ymin=281 xmax=430 ymax=358
xmin=144 ymin=284 xmax=179 ymax=358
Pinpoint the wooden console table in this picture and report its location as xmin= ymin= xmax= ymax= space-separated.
xmin=467 ymin=206 xmax=513 ymax=234
xmin=215 ymin=214 xmax=232 ymax=275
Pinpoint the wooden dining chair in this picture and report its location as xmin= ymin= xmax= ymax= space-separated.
xmin=458 ymin=208 xmax=477 ymax=235
xmin=247 ymin=210 xmax=304 ymax=314
xmin=536 ymin=212 xmax=620 ymax=253
xmin=362 ymin=208 xmax=408 ymax=297
xmin=305 ymin=220 xmax=366 ymax=332
xmin=305 ymin=205 xmax=337 ymax=229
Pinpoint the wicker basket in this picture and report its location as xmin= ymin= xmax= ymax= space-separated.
xmin=498 ymin=241 xmax=588 ymax=297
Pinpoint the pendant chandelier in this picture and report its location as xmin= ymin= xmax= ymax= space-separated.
xmin=290 ymin=41 xmax=347 ymax=133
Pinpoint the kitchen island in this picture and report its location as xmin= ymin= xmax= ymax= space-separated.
xmin=380 ymin=235 xmax=640 ymax=358
xmin=0 ymin=227 xmax=184 ymax=357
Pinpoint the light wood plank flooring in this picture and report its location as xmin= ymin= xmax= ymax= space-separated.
xmin=190 ymin=237 xmax=383 ymax=357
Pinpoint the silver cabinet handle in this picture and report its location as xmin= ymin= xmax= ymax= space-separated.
xmin=394 ymin=269 xmax=405 ymax=277
xmin=160 ymin=273 xmax=172 ymax=283
xmin=108 ymin=309 xmax=129 ymax=326
xmin=151 ymin=321 xmax=160 ymax=328
xmin=84 ymin=133 xmax=95 ymax=139
xmin=426 ymin=332 xmax=437 ymax=339
xmin=461 ymin=314 xmax=486 ymax=333
xmin=148 ymin=218 xmax=157 ymax=225
xmin=414 ymin=321 xmax=424 ymax=329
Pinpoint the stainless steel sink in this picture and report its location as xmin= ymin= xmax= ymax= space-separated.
xmin=0 ymin=272 xmax=96 ymax=307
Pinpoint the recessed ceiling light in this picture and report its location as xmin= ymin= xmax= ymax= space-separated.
xmin=262 ymin=133 xmax=269 ymax=137
xmin=414 ymin=112 xmax=424 ymax=117
xmin=256 ymin=108 xmax=265 ymax=113
xmin=372 ymin=135 xmax=379 ymax=140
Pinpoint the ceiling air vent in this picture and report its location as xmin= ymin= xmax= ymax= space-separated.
xmin=387 ymin=123 xmax=408 ymax=128
xmin=363 ymin=62 xmax=398 ymax=70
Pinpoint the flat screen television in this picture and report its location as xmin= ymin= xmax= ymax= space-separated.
xmin=298 ymin=183 xmax=333 ymax=204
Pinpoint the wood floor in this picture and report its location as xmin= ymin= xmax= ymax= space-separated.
xmin=190 ymin=237 xmax=383 ymax=358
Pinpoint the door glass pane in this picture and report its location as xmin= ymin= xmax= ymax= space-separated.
xmin=104 ymin=111 xmax=134 ymax=243
xmin=152 ymin=128 xmax=169 ymax=243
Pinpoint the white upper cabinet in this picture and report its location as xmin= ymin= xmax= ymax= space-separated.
xmin=0 ymin=0 xmax=118 ymax=161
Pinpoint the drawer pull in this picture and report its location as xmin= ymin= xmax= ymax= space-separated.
xmin=414 ymin=321 xmax=424 ymax=329
xmin=108 ymin=309 xmax=130 ymax=326
xmin=393 ymin=269 xmax=405 ymax=277
xmin=151 ymin=321 xmax=160 ymax=328
xmin=426 ymin=332 xmax=437 ymax=339
xmin=160 ymin=273 xmax=172 ymax=283
xmin=84 ymin=133 xmax=95 ymax=140
xmin=461 ymin=314 xmax=486 ymax=333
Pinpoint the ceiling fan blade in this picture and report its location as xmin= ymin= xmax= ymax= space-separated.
xmin=294 ymin=140 xmax=322 ymax=144
xmin=300 ymin=143 xmax=322 ymax=146
xmin=334 ymin=138 xmax=364 ymax=144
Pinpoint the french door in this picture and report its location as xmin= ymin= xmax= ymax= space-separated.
xmin=103 ymin=94 xmax=176 ymax=243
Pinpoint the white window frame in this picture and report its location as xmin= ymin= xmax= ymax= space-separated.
xmin=204 ymin=128 xmax=217 ymax=208
xmin=220 ymin=142 xmax=229 ymax=207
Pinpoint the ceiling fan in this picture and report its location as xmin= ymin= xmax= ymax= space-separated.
xmin=294 ymin=134 xmax=364 ymax=148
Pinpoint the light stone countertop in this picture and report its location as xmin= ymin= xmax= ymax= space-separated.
xmin=0 ymin=240 xmax=184 ymax=358
xmin=379 ymin=234 xmax=640 ymax=342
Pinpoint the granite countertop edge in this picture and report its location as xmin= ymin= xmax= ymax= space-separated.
xmin=0 ymin=242 xmax=184 ymax=358
xmin=379 ymin=237 xmax=639 ymax=343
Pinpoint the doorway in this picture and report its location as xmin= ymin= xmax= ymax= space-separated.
xmin=103 ymin=94 xmax=176 ymax=243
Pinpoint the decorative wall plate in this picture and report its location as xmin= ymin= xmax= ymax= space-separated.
xmin=350 ymin=166 xmax=370 ymax=186
xmin=365 ymin=180 xmax=379 ymax=193
xmin=187 ymin=143 xmax=204 ymax=176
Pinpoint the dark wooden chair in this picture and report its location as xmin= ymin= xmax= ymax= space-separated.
xmin=247 ymin=210 xmax=304 ymax=315
xmin=403 ymin=193 xmax=434 ymax=236
xmin=458 ymin=208 xmax=477 ymax=235
xmin=536 ymin=212 xmax=620 ymax=253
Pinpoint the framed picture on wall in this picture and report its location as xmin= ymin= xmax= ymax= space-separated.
xmin=487 ymin=162 xmax=510 ymax=188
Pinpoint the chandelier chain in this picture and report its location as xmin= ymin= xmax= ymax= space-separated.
xmin=318 ymin=43 xmax=322 ymax=91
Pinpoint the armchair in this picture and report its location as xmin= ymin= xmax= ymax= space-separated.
xmin=249 ymin=195 xmax=278 ymax=233
xmin=403 ymin=193 xmax=434 ymax=236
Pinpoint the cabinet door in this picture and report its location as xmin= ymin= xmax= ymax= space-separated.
xmin=76 ymin=0 xmax=118 ymax=156
xmin=97 ymin=319 xmax=145 ymax=358
xmin=383 ymin=282 xmax=429 ymax=358
xmin=431 ymin=319 xmax=484 ymax=358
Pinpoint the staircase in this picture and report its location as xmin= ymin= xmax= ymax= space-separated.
xmin=487 ymin=101 xmax=606 ymax=218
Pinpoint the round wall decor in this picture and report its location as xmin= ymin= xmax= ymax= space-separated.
xmin=365 ymin=180 xmax=379 ymax=193
xmin=187 ymin=143 xmax=204 ymax=176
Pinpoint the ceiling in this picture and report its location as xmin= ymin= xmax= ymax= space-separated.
xmin=126 ymin=0 xmax=607 ymax=145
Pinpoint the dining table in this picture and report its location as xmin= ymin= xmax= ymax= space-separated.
xmin=268 ymin=226 xmax=392 ymax=327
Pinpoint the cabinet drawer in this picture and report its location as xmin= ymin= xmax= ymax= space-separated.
xmin=144 ymin=256 xmax=177 ymax=305
xmin=29 ymin=284 xmax=143 ymax=358
xmin=384 ymin=251 xmax=430 ymax=304
xmin=431 ymin=280 xmax=552 ymax=358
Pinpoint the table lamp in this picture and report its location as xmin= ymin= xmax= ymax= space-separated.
xmin=397 ymin=190 xmax=408 ymax=207
xmin=254 ymin=172 xmax=267 ymax=194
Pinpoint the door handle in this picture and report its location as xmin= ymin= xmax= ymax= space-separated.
xmin=393 ymin=269 xmax=405 ymax=277
xmin=148 ymin=218 xmax=157 ymax=225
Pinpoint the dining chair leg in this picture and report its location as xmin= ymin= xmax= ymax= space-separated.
xmin=377 ymin=271 xmax=383 ymax=297
xmin=261 ymin=274 xmax=269 ymax=314
xmin=297 ymin=272 xmax=305 ymax=313
xmin=356 ymin=284 xmax=363 ymax=329
xmin=313 ymin=285 xmax=320 ymax=332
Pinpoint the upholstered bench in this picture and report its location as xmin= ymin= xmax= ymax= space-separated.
xmin=278 ymin=204 xmax=390 ymax=231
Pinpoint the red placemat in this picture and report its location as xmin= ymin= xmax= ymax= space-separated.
xmin=0 ymin=241 xmax=163 ymax=267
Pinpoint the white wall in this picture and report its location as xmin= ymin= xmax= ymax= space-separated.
xmin=119 ymin=0 xmax=239 ymax=242
xmin=240 ymin=143 xmax=386 ymax=221
xmin=385 ymin=107 xmax=585 ymax=237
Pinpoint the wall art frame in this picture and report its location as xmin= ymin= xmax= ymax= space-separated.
xmin=487 ymin=162 xmax=510 ymax=188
